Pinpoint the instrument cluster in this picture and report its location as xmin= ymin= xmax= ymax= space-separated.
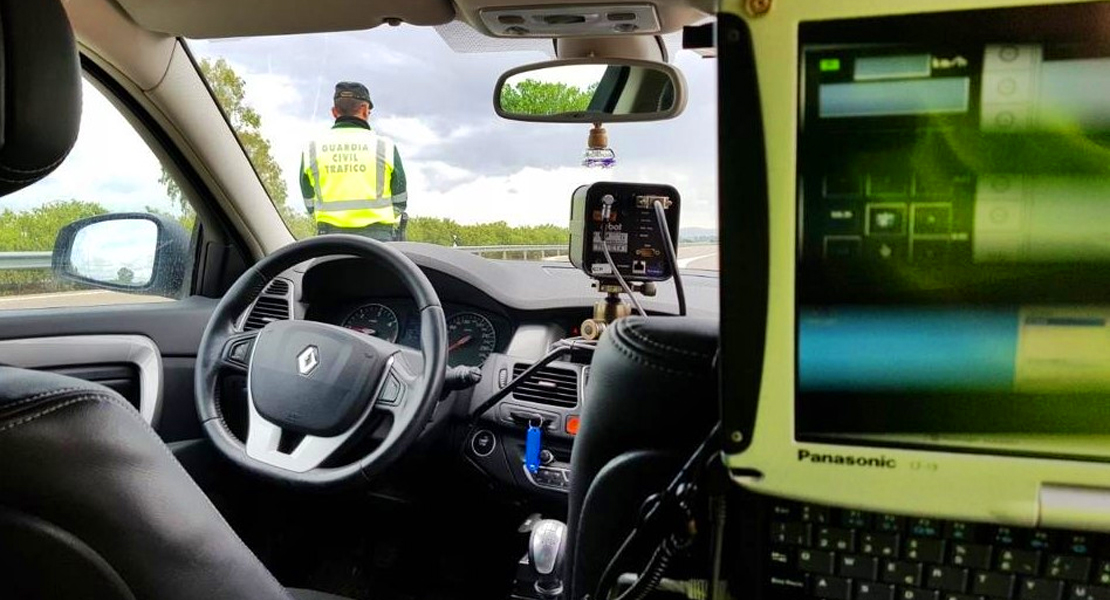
xmin=339 ymin=300 xmax=510 ymax=367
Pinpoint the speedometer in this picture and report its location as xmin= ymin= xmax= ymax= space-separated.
xmin=342 ymin=303 xmax=400 ymax=343
xmin=446 ymin=312 xmax=497 ymax=367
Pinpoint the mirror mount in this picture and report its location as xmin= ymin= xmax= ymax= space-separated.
xmin=494 ymin=57 xmax=687 ymax=123
xmin=52 ymin=212 xmax=190 ymax=298
xmin=555 ymin=35 xmax=667 ymax=61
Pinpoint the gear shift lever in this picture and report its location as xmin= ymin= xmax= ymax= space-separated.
xmin=528 ymin=519 xmax=567 ymax=599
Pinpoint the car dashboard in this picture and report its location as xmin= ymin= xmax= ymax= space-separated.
xmin=239 ymin=243 xmax=719 ymax=500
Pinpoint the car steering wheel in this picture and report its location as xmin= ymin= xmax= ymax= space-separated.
xmin=195 ymin=235 xmax=447 ymax=486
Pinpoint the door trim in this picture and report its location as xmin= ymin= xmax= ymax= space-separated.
xmin=0 ymin=335 xmax=163 ymax=426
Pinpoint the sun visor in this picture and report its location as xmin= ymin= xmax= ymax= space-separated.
xmin=112 ymin=0 xmax=455 ymax=38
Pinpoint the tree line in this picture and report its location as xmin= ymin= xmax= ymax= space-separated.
xmin=1 ymin=59 xmax=573 ymax=296
xmin=0 ymin=200 xmax=567 ymax=252
xmin=0 ymin=200 xmax=569 ymax=296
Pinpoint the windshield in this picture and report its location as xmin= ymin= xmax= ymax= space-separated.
xmin=188 ymin=26 xmax=717 ymax=270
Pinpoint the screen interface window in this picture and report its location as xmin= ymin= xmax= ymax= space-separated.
xmin=797 ymin=38 xmax=1110 ymax=459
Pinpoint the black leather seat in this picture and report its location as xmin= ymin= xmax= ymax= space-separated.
xmin=0 ymin=368 xmax=357 ymax=599
xmin=0 ymin=1 xmax=350 ymax=599
xmin=565 ymin=315 xmax=719 ymax=600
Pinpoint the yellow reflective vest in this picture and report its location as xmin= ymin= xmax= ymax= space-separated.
xmin=301 ymin=127 xmax=402 ymax=228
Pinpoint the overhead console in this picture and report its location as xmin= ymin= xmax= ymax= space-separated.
xmin=723 ymin=1 xmax=1110 ymax=527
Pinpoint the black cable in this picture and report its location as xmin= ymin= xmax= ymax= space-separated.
xmin=708 ymin=494 xmax=728 ymax=600
xmin=653 ymin=200 xmax=686 ymax=317
xmin=611 ymin=535 xmax=680 ymax=600
xmin=594 ymin=422 xmax=723 ymax=600
xmin=468 ymin=337 xmax=598 ymax=424
xmin=601 ymin=240 xmax=645 ymax=317
xmin=600 ymin=203 xmax=646 ymax=317
xmin=551 ymin=336 xmax=599 ymax=363
xmin=468 ymin=346 xmax=570 ymax=420
xmin=461 ymin=338 xmax=599 ymax=484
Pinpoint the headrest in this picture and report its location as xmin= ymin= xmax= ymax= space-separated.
xmin=0 ymin=0 xmax=81 ymax=196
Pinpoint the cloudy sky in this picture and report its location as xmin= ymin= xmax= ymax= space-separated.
xmin=190 ymin=25 xmax=719 ymax=229
xmin=5 ymin=24 xmax=718 ymax=232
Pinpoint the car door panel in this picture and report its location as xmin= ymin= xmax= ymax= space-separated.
xmin=0 ymin=296 xmax=218 ymax=442
xmin=0 ymin=334 xmax=162 ymax=423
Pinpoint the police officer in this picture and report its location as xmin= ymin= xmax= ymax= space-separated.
xmin=300 ymin=82 xmax=407 ymax=241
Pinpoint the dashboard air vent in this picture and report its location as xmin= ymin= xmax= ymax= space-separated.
xmin=264 ymin=279 xmax=290 ymax=296
xmin=511 ymin=364 xmax=579 ymax=407
xmin=244 ymin=295 xmax=290 ymax=331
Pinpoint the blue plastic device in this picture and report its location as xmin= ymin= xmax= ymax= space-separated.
xmin=524 ymin=424 xmax=542 ymax=473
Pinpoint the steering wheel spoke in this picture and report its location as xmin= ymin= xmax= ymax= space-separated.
xmin=219 ymin=330 xmax=259 ymax=373
xmin=373 ymin=348 xmax=421 ymax=416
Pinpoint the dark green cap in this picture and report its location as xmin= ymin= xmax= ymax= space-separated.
xmin=334 ymin=81 xmax=373 ymax=109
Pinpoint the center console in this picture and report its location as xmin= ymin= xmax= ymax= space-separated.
xmin=464 ymin=346 xmax=586 ymax=495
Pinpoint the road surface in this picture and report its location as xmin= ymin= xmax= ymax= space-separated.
xmin=542 ymin=243 xmax=719 ymax=269
xmin=0 ymin=243 xmax=719 ymax=310
xmin=0 ymin=289 xmax=171 ymax=310
xmin=677 ymin=243 xmax=719 ymax=270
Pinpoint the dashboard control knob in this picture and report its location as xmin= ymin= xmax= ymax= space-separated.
xmin=539 ymin=449 xmax=555 ymax=465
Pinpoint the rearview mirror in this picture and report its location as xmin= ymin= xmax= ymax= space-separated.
xmin=494 ymin=58 xmax=686 ymax=123
xmin=52 ymin=213 xmax=190 ymax=298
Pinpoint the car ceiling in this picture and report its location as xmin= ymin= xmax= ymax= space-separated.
xmin=105 ymin=0 xmax=712 ymax=38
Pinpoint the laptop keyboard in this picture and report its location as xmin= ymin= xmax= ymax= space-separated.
xmin=764 ymin=499 xmax=1110 ymax=600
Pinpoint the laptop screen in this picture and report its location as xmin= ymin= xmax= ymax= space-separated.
xmin=796 ymin=30 xmax=1110 ymax=460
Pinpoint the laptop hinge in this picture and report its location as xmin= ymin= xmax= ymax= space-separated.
xmin=1040 ymin=484 xmax=1110 ymax=531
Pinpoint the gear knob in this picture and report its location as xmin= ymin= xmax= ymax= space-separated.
xmin=528 ymin=519 xmax=567 ymax=599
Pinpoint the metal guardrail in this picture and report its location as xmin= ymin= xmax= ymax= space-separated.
xmin=456 ymin=245 xmax=566 ymax=260
xmin=0 ymin=246 xmax=567 ymax=271
xmin=0 ymin=243 xmax=724 ymax=272
xmin=0 ymin=252 xmax=51 ymax=271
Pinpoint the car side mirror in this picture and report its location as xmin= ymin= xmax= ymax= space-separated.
xmin=52 ymin=213 xmax=190 ymax=298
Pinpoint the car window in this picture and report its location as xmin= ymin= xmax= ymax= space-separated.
xmin=0 ymin=77 xmax=196 ymax=311
xmin=188 ymin=27 xmax=718 ymax=270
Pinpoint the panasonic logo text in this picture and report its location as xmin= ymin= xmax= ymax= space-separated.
xmin=797 ymin=449 xmax=896 ymax=469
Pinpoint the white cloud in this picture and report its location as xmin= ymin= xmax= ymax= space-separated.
xmin=416 ymin=160 xmax=480 ymax=188
xmin=446 ymin=123 xmax=489 ymax=142
xmin=354 ymin=42 xmax=422 ymax=68
xmin=374 ymin=116 xmax=441 ymax=156
xmin=617 ymin=163 xmax=719 ymax=230
xmin=406 ymin=165 xmax=588 ymax=225
xmin=398 ymin=159 xmax=718 ymax=229
xmin=2 ymin=31 xmax=719 ymax=247
xmin=231 ymin=64 xmax=323 ymax=214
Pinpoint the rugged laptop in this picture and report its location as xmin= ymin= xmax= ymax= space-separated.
xmin=721 ymin=2 xmax=1110 ymax=600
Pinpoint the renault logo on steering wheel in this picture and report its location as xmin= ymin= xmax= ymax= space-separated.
xmin=297 ymin=345 xmax=320 ymax=376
